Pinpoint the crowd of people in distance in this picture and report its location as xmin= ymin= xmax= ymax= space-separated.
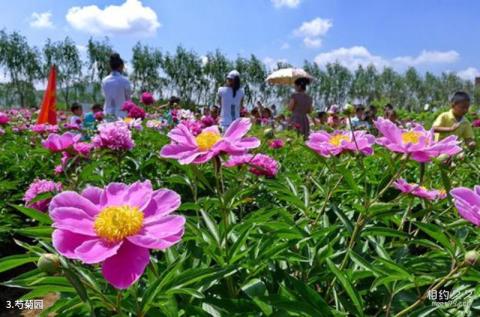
xmin=60 ymin=53 xmax=477 ymax=150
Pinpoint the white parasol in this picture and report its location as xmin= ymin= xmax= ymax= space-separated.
xmin=266 ymin=68 xmax=314 ymax=85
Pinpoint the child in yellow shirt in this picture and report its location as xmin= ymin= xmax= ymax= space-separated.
xmin=433 ymin=91 xmax=476 ymax=148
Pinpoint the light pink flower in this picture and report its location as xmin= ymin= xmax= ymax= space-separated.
xmin=224 ymin=154 xmax=279 ymax=177
xmin=64 ymin=123 xmax=81 ymax=130
xmin=393 ymin=179 xmax=446 ymax=201
xmin=181 ymin=119 xmax=203 ymax=136
xmin=0 ymin=112 xmax=9 ymax=125
xmin=160 ymin=118 xmax=260 ymax=165
xmin=92 ymin=121 xmax=134 ymax=151
xmin=42 ymin=132 xmax=81 ymax=153
xmin=146 ymin=120 xmax=166 ymax=131
xmin=375 ymin=118 xmax=461 ymax=162
xmin=269 ymin=139 xmax=285 ymax=149
xmin=24 ymin=179 xmax=62 ymax=212
xmin=306 ymin=130 xmax=375 ymax=157
xmin=450 ymin=186 xmax=480 ymax=226
xmin=141 ymin=92 xmax=155 ymax=105
xmin=49 ymin=180 xmax=184 ymax=289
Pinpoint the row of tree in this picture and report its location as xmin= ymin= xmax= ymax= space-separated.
xmin=0 ymin=30 xmax=478 ymax=110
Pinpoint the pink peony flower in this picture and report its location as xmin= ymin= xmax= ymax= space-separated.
xmin=31 ymin=124 xmax=59 ymax=134
xmin=450 ymin=186 xmax=480 ymax=226
xmin=64 ymin=123 xmax=81 ymax=130
xmin=49 ymin=180 xmax=185 ymax=289
xmin=141 ymin=92 xmax=155 ymax=105
xmin=92 ymin=121 xmax=134 ymax=151
xmin=473 ymin=119 xmax=480 ymax=128
xmin=121 ymin=101 xmax=136 ymax=112
xmin=42 ymin=132 xmax=81 ymax=153
xmin=160 ymin=118 xmax=260 ymax=165
xmin=306 ymin=130 xmax=375 ymax=157
xmin=224 ymin=154 xmax=279 ymax=177
xmin=124 ymin=118 xmax=143 ymax=131
xmin=94 ymin=112 xmax=104 ymax=121
xmin=181 ymin=119 xmax=203 ymax=136
xmin=74 ymin=142 xmax=94 ymax=157
xmin=128 ymin=106 xmax=146 ymax=120
xmin=24 ymin=179 xmax=62 ymax=212
xmin=375 ymin=118 xmax=461 ymax=162
xmin=269 ymin=139 xmax=285 ymax=149
xmin=0 ymin=112 xmax=9 ymax=125
xmin=54 ymin=165 xmax=63 ymax=174
xmin=393 ymin=179 xmax=446 ymax=201
xmin=201 ymin=115 xmax=216 ymax=128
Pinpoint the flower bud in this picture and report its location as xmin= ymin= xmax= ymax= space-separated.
xmin=465 ymin=250 xmax=479 ymax=266
xmin=264 ymin=128 xmax=274 ymax=139
xmin=457 ymin=152 xmax=465 ymax=161
xmin=343 ymin=103 xmax=354 ymax=116
xmin=37 ymin=253 xmax=60 ymax=275
xmin=437 ymin=154 xmax=450 ymax=162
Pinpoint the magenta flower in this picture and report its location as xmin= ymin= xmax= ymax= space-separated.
xmin=31 ymin=124 xmax=59 ymax=134
xmin=393 ymin=179 xmax=446 ymax=201
xmin=94 ymin=112 xmax=104 ymax=121
xmin=49 ymin=180 xmax=184 ymax=289
xmin=306 ymin=130 xmax=375 ymax=157
xmin=128 ymin=106 xmax=146 ymax=120
xmin=181 ymin=119 xmax=203 ymax=136
xmin=473 ymin=119 xmax=480 ymax=128
xmin=92 ymin=121 xmax=134 ymax=151
xmin=201 ymin=115 xmax=216 ymax=128
xmin=42 ymin=132 xmax=81 ymax=153
xmin=224 ymin=154 xmax=279 ymax=177
xmin=375 ymin=118 xmax=461 ymax=162
xmin=24 ymin=179 xmax=62 ymax=212
xmin=141 ymin=92 xmax=155 ymax=105
xmin=269 ymin=139 xmax=285 ymax=149
xmin=450 ymin=186 xmax=480 ymax=226
xmin=0 ymin=112 xmax=9 ymax=125
xmin=74 ymin=142 xmax=94 ymax=157
xmin=121 ymin=101 xmax=136 ymax=112
xmin=160 ymin=118 xmax=260 ymax=164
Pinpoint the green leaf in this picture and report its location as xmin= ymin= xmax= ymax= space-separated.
xmin=16 ymin=226 xmax=53 ymax=238
xmin=326 ymin=258 xmax=364 ymax=316
xmin=200 ymin=209 xmax=221 ymax=245
xmin=10 ymin=204 xmax=52 ymax=224
xmin=0 ymin=254 xmax=38 ymax=273
xmin=415 ymin=222 xmax=454 ymax=254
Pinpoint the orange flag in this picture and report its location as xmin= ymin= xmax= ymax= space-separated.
xmin=37 ymin=65 xmax=57 ymax=125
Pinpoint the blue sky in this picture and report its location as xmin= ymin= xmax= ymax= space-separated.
xmin=1 ymin=0 xmax=480 ymax=80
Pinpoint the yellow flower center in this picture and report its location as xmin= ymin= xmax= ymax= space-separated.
xmin=401 ymin=131 xmax=422 ymax=145
xmin=195 ymin=131 xmax=222 ymax=151
xmin=329 ymin=134 xmax=350 ymax=147
xmin=94 ymin=205 xmax=144 ymax=243
xmin=124 ymin=118 xmax=133 ymax=124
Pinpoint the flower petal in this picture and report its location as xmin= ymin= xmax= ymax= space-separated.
xmin=49 ymin=191 xmax=100 ymax=218
xmin=143 ymin=189 xmax=181 ymax=219
xmin=52 ymin=229 xmax=93 ymax=260
xmin=81 ymin=186 xmax=103 ymax=206
xmin=128 ymin=216 xmax=185 ymax=249
xmin=50 ymin=207 xmax=96 ymax=236
xmin=223 ymin=118 xmax=251 ymax=140
xmin=75 ymin=239 xmax=122 ymax=264
xmin=101 ymin=241 xmax=150 ymax=289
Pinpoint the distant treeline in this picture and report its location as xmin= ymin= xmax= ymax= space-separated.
xmin=0 ymin=30 xmax=478 ymax=109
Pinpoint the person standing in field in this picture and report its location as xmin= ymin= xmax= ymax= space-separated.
xmin=218 ymin=70 xmax=244 ymax=130
xmin=102 ymin=53 xmax=132 ymax=120
xmin=432 ymin=91 xmax=476 ymax=148
xmin=288 ymin=77 xmax=313 ymax=138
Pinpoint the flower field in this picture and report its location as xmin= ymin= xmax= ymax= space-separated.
xmin=0 ymin=107 xmax=479 ymax=317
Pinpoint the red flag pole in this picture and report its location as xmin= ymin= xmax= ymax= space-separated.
xmin=37 ymin=65 xmax=57 ymax=125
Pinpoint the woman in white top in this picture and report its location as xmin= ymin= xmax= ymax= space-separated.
xmin=102 ymin=53 xmax=132 ymax=120
xmin=217 ymin=70 xmax=244 ymax=130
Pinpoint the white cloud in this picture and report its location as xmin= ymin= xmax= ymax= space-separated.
xmin=303 ymin=37 xmax=322 ymax=48
xmin=271 ymin=0 xmax=301 ymax=9
xmin=393 ymin=50 xmax=459 ymax=66
xmin=457 ymin=67 xmax=480 ymax=81
xmin=294 ymin=17 xmax=332 ymax=48
xmin=66 ymin=0 xmax=161 ymax=36
xmin=314 ymin=46 xmax=388 ymax=70
xmin=280 ymin=42 xmax=290 ymax=50
xmin=294 ymin=17 xmax=332 ymax=38
xmin=30 ymin=12 xmax=54 ymax=29
xmin=263 ymin=57 xmax=288 ymax=70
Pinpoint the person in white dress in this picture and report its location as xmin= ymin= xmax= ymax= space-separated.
xmin=217 ymin=70 xmax=244 ymax=130
xmin=102 ymin=53 xmax=132 ymax=120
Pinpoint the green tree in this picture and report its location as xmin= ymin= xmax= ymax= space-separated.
xmin=86 ymin=37 xmax=113 ymax=102
xmin=0 ymin=31 xmax=41 ymax=107
xmin=130 ymin=42 xmax=163 ymax=95
xmin=43 ymin=37 xmax=82 ymax=106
